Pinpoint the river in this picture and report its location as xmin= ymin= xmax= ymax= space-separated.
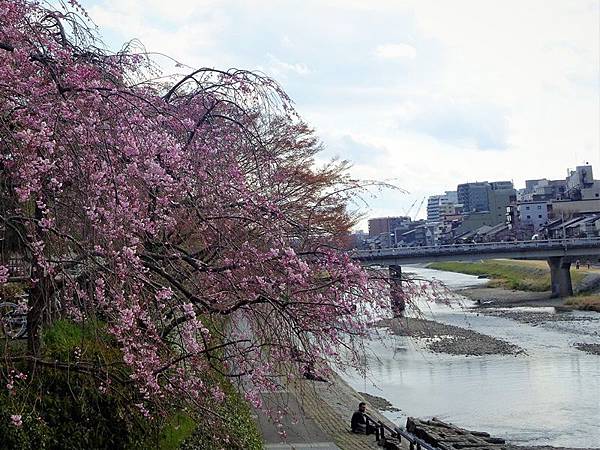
xmin=342 ymin=266 xmax=600 ymax=448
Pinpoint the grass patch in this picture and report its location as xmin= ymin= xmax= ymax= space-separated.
xmin=1 ymin=319 xmax=151 ymax=450
xmin=158 ymin=413 xmax=197 ymax=450
xmin=564 ymin=295 xmax=600 ymax=312
xmin=427 ymin=259 xmax=589 ymax=292
xmin=2 ymin=317 xmax=263 ymax=449
xmin=181 ymin=377 xmax=263 ymax=450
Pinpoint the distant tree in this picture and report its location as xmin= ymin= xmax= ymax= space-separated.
xmin=0 ymin=0 xmax=394 ymax=440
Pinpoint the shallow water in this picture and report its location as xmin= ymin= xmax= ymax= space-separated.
xmin=343 ymin=266 xmax=600 ymax=448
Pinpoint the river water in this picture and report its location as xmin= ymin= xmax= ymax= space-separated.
xmin=342 ymin=267 xmax=600 ymax=448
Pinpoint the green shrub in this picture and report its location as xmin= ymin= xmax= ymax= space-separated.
xmin=181 ymin=380 xmax=262 ymax=450
xmin=0 ymin=318 xmax=262 ymax=449
xmin=0 ymin=319 xmax=152 ymax=449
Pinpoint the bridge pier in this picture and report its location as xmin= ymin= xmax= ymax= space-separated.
xmin=389 ymin=265 xmax=405 ymax=317
xmin=547 ymin=257 xmax=573 ymax=298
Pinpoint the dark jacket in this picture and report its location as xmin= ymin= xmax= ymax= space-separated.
xmin=351 ymin=411 xmax=367 ymax=434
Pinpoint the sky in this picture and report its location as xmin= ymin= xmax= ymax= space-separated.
xmin=81 ymin=0 xmax=600 ymax=228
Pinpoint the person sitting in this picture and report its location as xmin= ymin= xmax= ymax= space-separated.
xmin=350 ymin=402 xmax=376 ymax=434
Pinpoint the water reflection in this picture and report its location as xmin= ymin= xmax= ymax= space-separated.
xmin=344 ymin=266 xmax=600 ymax=448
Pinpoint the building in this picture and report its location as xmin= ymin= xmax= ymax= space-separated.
xmin=445 ymin=190 xmax=458 ymax=204
xmin=426 ymin=195 xmax=443 ymax=221
xmin=517 ymin=201 xmax=551 ymax=231
xmin=426 ymin=191 xmax=457 ymax=221
xmin=452 ymin=211 xmax=496 ymax=236
xmin=439 ymin=202 xmax=458 ymax=217
xmin=487 ymin=182 xmax=517 ymax=224
xmin=457 ymin=182 xmax=490 ymax=213
xmin=565 ymin=165 xmax=600 ymax=200
xmin=457 ymin=181 xmax=515 ymax=215
xmin=521 ymin=178 xmax=567 ymax=201
xmin=368 ymin=216 xmax=411 ymax=237
xmin=550 ymin=199 xmax=600 ymax=218
xmin=397 ymin=223 xmax=433 ymax=247
xmin=456 ymin=180 xmax=515 ymax=221
xmin=566 ymin=165 xmax=594 ymax=190
xmin=489 ymin=181 xmax=513 ymax=191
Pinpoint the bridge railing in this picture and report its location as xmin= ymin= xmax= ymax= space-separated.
xmin=353 ymin=237 xmax=600 ymax=259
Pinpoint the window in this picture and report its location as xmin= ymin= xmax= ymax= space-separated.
xmin=525 ymin=206 xmax=530 ymax=210
xmin=526 ymin=215 xmax=531 ymax=219
xmin=538 ymin=215 xmax=542 ymax=218
xmin=537 ymin=205 xmax=542 ymax=209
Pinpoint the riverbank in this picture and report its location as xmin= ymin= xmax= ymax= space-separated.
xmin=460 ymin=286 xmax=600 ymax=312
xmin=426 ymin=259 xmax=600 ymax=312
xmin=460 ymin=286 xmax=557 ymax=306
xmin=426 ymin=260 xmax=563 ymax=291
xmin=342 ymin=265 xmax=600 ymax=449
xmin=287 ymin=371 xmax=408 ymax=449
xmin=427 ymin=259 xmax=599 ymax=291
xmin=295 ymin=368 xmax=597 ymax=450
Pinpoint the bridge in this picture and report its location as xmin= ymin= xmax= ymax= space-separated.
xmin=354 ymin=238 xmax=600 ymax=297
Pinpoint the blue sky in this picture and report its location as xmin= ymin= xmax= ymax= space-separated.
xmin=83 ymin=0 xmax=600 ymax=228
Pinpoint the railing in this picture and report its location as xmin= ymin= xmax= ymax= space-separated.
xmin=353 ymin=237 xmax=600 ymax=260
xmin=365 ymin=414 xmax=439 ymax=450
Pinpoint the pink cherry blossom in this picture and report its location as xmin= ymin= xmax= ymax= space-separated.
xmin=0 ymin=1 xmax=419 ymax=440
xmin=10 ymin=415 xmax=22 ymax=427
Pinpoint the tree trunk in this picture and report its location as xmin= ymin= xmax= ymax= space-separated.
xmin=26 ymin=276 xmax=52 ymax=358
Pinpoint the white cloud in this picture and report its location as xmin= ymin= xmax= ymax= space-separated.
xmin=82 ymin=0 xmax=599 ymax=222
xmin=374 ymin=43 xmax=417 ymax=60
xmin=266 ymin=54 xmax=311 ymax=77
xmin=281 ymin=35 xmax=293 ymax=48
xmin=87 ymin=0 xmax=230 ymax=69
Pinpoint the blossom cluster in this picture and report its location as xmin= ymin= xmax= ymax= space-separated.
xmin=0 ymin=0 xmax=392 ymax=431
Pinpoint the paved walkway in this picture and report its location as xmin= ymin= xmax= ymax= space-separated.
xmin=255 ymin=372 xmax=410 ymax=450
xmin=255 ymin=390 xmax=340 ymax=449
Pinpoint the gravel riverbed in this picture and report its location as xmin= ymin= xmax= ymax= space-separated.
xmin=574 ymin=342 xmax=600 ymax=355
xmin=358 ymin=391 xmax=401 ymax=412
xmin=479 ymin=308 xmax=599 ymax=327
xmin=376 ymin=317 xmax=525 ymax=356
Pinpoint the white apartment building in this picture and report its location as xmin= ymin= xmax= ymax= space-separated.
xmin=518 ymin=201 xmax=550 ymax=231
xmin=427 ymin=191 xmax=457 ymax=222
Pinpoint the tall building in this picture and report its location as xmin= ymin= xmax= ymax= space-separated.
xmin=487 ymin=181 xmax=516 ymax=224
xmin=457 ymin=181 xmax=515 ymax=216
xmin=489 ymin=181 xmax=513 ymax=191
xmin=445 ymin=190 xmax=458 ymax=204
xmin=427 ymin=191 xmax=457 ymax=221
xmin=457 ymin=182 xmax=490 ymax=213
